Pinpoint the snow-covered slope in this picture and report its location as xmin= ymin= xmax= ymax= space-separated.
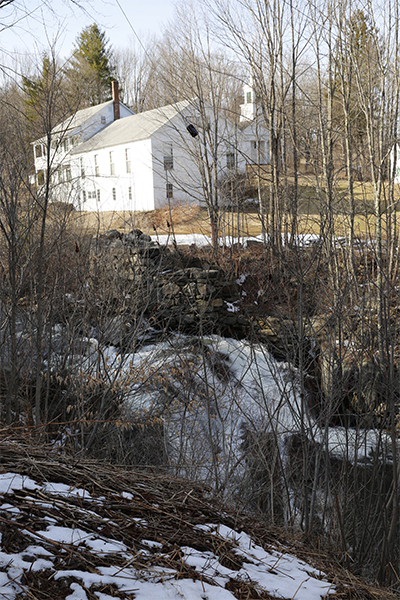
xmin=0 ymin=440 xmax=342 ymax=600
xmin=0 ymin=438 xmax=395 ymax=600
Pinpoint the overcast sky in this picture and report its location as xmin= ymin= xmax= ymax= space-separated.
xmin=0 ymin=0 xmax=176 ymax=61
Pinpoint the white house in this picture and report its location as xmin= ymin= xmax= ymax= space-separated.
xmin=33 ymin=81 xmax=269 ymax=212
xmin=239 ymin=77 xmax=269 ymax=166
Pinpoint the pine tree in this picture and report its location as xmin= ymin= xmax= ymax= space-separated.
xmin=67 ymin=24 xmax=115 ymax=107
xmin=23 ymin=54 xmax=51 ymax=123
xmin=22 ymin=53 xmax=67 ymax=140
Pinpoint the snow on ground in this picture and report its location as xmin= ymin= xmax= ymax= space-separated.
xmin=49 ymin=330 xmax=393 ymax=541
xmin=71 ymin=333 xmax=392 ymax=473
xmin=150 ymin=232 xmax=373 ymax=249
xmin=0 ymin=471 xmax=336 ymax=600
xmin=151 ymin=233 xmax=212 ymax=246
xmin=150 ymin=233 xmax=322 ymax=247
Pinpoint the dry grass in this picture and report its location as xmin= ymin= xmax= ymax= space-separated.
xmin=70 ymin=176 xmax=400 ymax=241
xmin=74 ymin=203 xmax=207 ymax=236
xmin=0 ymin=432 xmax=398 ymax=600
xmin=73 ymin=205 xmax=396 ymax=241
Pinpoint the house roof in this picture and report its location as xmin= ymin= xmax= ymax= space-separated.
xmin=52 ymin=100 xmax=113 ymax=135
xmin=33 ymin=100 xmax=134 ymax=144
xmin=71 ymin=99 xmax=194 ymax=154
xmin=33 ymin=101 xmax=113 ymax=144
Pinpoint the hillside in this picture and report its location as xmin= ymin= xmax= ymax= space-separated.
xmin=0 ymin=435 xmax=396 ymax=600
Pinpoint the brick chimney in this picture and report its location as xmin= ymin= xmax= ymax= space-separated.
xmin=112 ymin=80 xmax=120 ymax=120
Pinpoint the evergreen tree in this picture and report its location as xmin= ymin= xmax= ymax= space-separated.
xmin=67 ymin=24 xmax=115 ymax=107
xmin=22 ymin=53 xmax=67 ymax=140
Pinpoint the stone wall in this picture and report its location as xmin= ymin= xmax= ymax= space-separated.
xmin=91 ymin=229 xmax=249 ymax=336
xmin=156 ymin=266 xmax=248 ymax=335
xmin=88 ymin=229 xmax=398 ymax=423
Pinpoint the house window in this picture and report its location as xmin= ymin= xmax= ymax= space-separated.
xmin=62 ymin=138 xmax=69 ymax=153
xmin=128 ymin=186 xmax=132 ymax=200
xmin=125 ymin=148 xmax=131 ymax=173
xmin=82 ymin=190 xmax=86 ymax=203
xmin=163 ymin=143 xmax=173 ymax=170
xmin=166 ymin=183 xmax=173 ymax=198
xmin=95 ymin=155 xmax=99 ymax=177
xmin=80 ymin=157 xmax=85 ymax=178
xmin=246 ymin=91 xmax=252 ymax=103
xmin=226 ymin=153 xmax=235 ymax=169
xmin=97 ymin=189 xmax=101 ymax=203
xmin=110 ymin=151 xmax=115 ymax=175
xmin=112 ymin=187 xmax=116 ymax=201
xmin=37 ymin=170 xmax=45 ymax=186
xmin=64 ymin=164 xmax=72 ymax=181
xmin=251 ymin=140 xmax=267 ymax=164
xmin=35 ymin=145 xmax=42 ymax=158
xmin=259 ymin=140 xmax=266 ymax=163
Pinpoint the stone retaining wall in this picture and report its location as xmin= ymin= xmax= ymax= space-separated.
xmin=92 ymin=229 xmax=249 ymax=336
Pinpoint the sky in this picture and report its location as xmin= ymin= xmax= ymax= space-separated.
xmin=0 ymin=0 xmax=177 ymax=63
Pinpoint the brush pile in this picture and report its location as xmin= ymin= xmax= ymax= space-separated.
xmin=0 ymin=433 xmax=395 ymax=600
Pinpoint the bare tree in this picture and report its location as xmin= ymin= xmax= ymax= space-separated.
xmin=113 ymin=37 xmax=156 ymax=112
xmin=147 ymin=2 xmax=244 ymax=249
